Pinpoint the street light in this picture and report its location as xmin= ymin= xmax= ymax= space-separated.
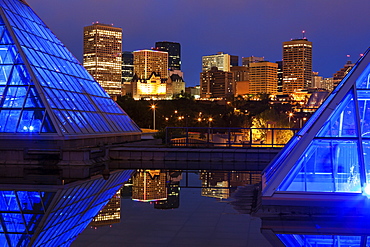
xmin=288 ymin=112 xmax=293 ymax=123
xmin=151 ymin=105 xmax=156 ymax=130
xmin=208 ymin=117 xmax=213 ymax=127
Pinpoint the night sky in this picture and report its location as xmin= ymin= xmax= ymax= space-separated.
xmin=27 ymin=0 xmax=370 ymax=87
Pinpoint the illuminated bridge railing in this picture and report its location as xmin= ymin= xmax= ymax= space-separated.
xmin=165 ymin=127 xmax=299 ymax=148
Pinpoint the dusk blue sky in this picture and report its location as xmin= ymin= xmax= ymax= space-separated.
xmin=27 ymin=0 xmax=370 ymax=87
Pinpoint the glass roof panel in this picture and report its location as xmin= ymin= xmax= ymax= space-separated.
xmin=0 ymin=1 xmax=140 ymax=136
xmin=278 ymin=139 xmax=361 ymax=193
xmin=356 ymin=64 xmax=370 ymax=89
xmin=317 ymin=90 xmax=357 ymax=138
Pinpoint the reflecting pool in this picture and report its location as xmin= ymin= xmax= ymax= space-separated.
xmin=72 ymin=170 xmax=270 ymax=247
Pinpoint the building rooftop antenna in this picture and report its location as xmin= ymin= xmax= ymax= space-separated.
xmin=302 ymin=30 xmax=306 ymax=39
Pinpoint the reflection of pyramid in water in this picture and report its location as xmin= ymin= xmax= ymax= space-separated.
xmin=0 ymin=0 xmax=140 ymax=137
xmin=0 ymin=170 xmax=133 ymax=246
xmin=263 ymin=48 xmax=370 ymax=196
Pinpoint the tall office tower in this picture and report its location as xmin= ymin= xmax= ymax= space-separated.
xmin=133 ymin=49 xmax=168 ymax=79
xmin=276 ymin=61 xmax=283 ymax=93
xmin=90 ymin=190 xmax=121 ymax=227
xmin=132 ymin=170 xmax=167 ymax=202
xmin=83 ymin=23 xmax=123 ymax=99
xmin=333 ymin=60 xmax=354 ymax=89
xmin=231 ymin=66 xmax=250 ymax=96
xmin=202 ymin=52 xmax=238 ymax=72
xmin=249 ymin=61 xmax=278 ymax=95
xmin=200 ymin=67 xmax=234 ymax=98
xmin=312 ymin=72 xmax=324 ymax=89
xmin=132 ymin=49 xmax=168 ymax=99
xmin=282 ymin=38 xmax=312 ymax=94
xmin=122 ymin=51 xmax=134 ymax=95
xmin=122 ymin=51 xmax=134 ymax=82
xmin=155 ymin=41 xmax=181 ymax=71
xmin=323 ymin=78 xmax=334 ymax=92
xmin=242 ymin=56 xmax=264 ymax=67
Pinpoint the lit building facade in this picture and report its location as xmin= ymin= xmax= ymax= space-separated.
xmin=133 ymin=72 xmax=167 ymax=99
xmin=83 ymin=23 xmax=123 ymax=98
xmin=167 ymin=74 xmax=186 ymax=96
xmin=333 ymin=60 xmax=354 ymax=89
xmin=200 ymin=67 xmax=234 ymax=98
xmin=155 ymin=41 xmax=181 ymax=71
xmin=202 ymin=52 xmax=238 ymax=72
xmin=132 ymin=49 xmax=168 ymax=99
xmin=90 ymin=190 xmax=121 ymax=227
xmin=132 ymin=170 xmax=167 ymax=202
xmin=311 ymin=71 xmax=323 ymax=89
xmin=133 ymin=49 xmax=168 ymax=79
xmin=282 ymin=39 xmax=312 ymax=94
xmin=276 ymin=61 xmax=283 ymax=93
xmin=242 ymin=56 xmax=264 ymax=67
xmin=231 ymin=66 xmax=250 ymax=96
xmin=249 ymin=61 xmax=278 ymax=94
xmin=122 ymin=51 xmax=134 ymax=95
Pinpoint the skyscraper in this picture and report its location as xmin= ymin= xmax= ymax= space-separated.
xmin=83 ymin=23 xmax=123 ymax=99
xmin=333 ymin=60 xmax=354 ymax=89
xmin=155 ymin=41 xmax=181 ymax=71
xmin=133 ymin=49 xmax=168 ymax=79
xmin=122 ymin=51 xmax=134 ymax=95
xmin=200 ymin=67 xmax=234 ymax=98
xmin=282 ymin=38 xmax=312 ymax=94
xmin=132 ymin=49 xmax=168 ymax=99
xmin=202 ymin=52 xmax=238 ymax=72
xmin=242 ymin=56 xmax=264 ymax=67
xmin=249 ymin=61 xmax=278 ymax=94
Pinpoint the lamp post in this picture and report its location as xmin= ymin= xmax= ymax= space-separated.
xmin=288 ymin=112 xmax=293 ymax=124
xmin=151 ymin=105 xmax=156 ymax=130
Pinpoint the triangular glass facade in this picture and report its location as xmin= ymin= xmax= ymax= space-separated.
xmin=262 ymin=48 xmax=370 ymax=196
xmin=0 ymin=190 xmax=56 ymax=246
xmin=0 ymin=0 xmax=140 ymax=136
xmin=0 ymin=170 xmax=133 ymax=246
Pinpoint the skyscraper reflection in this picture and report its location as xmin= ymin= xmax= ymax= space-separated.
xmin=132 ymin=170 xmax=167 ymax=202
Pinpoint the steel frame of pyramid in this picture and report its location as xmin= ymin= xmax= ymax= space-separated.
xmin=262 ymin=48 xmax=370 ymax=201
xmin=0 ymin=0 xmax=141 ymax=149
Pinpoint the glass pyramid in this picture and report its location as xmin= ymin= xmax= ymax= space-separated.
xmin=0 ymin=170 xmax=133 ymax=246
xmin=262 ymin=48 xmax=370 ymax=196
xmin=0 ymin=0 xmax=140 ymax=136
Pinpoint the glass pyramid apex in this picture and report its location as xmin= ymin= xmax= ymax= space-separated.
xmin=0 ymin=0 xmax=141 ymax=137
xmin=262 ymin=48 xmax=370 ymax=197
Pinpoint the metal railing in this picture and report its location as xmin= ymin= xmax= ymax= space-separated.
xmin=165 ymin=127 xmax=299 ymax=148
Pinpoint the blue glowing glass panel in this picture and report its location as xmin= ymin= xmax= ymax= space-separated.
xmin=357 ymin=90 xmax=370 ymax=137
xmin=33 ymin=170 xmax=133 ymax=246
xmin=278 ymin=140 xmax=361 ymax=193
xmin=317 ymin=90 xmax=357 ymax=137
xmin=0 ymin=0 xmax=140 ymax=136
xmin=277 ymin=234 xmax=362 ymax=247
xmin=356 ymin=64 xmax=370 ymax=89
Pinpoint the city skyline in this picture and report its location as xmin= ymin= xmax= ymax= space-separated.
xmin=27 ymin=0 xmax=370 ymax=86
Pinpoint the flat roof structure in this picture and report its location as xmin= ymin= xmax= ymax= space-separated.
xmin=262 ymin=47 xmax=370 ymax=204
xmin=0 ymin=0 xmax=141 ymax=149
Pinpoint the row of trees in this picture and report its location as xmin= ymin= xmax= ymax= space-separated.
xmin=116 ymin=94 xmax=300 ymax=131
